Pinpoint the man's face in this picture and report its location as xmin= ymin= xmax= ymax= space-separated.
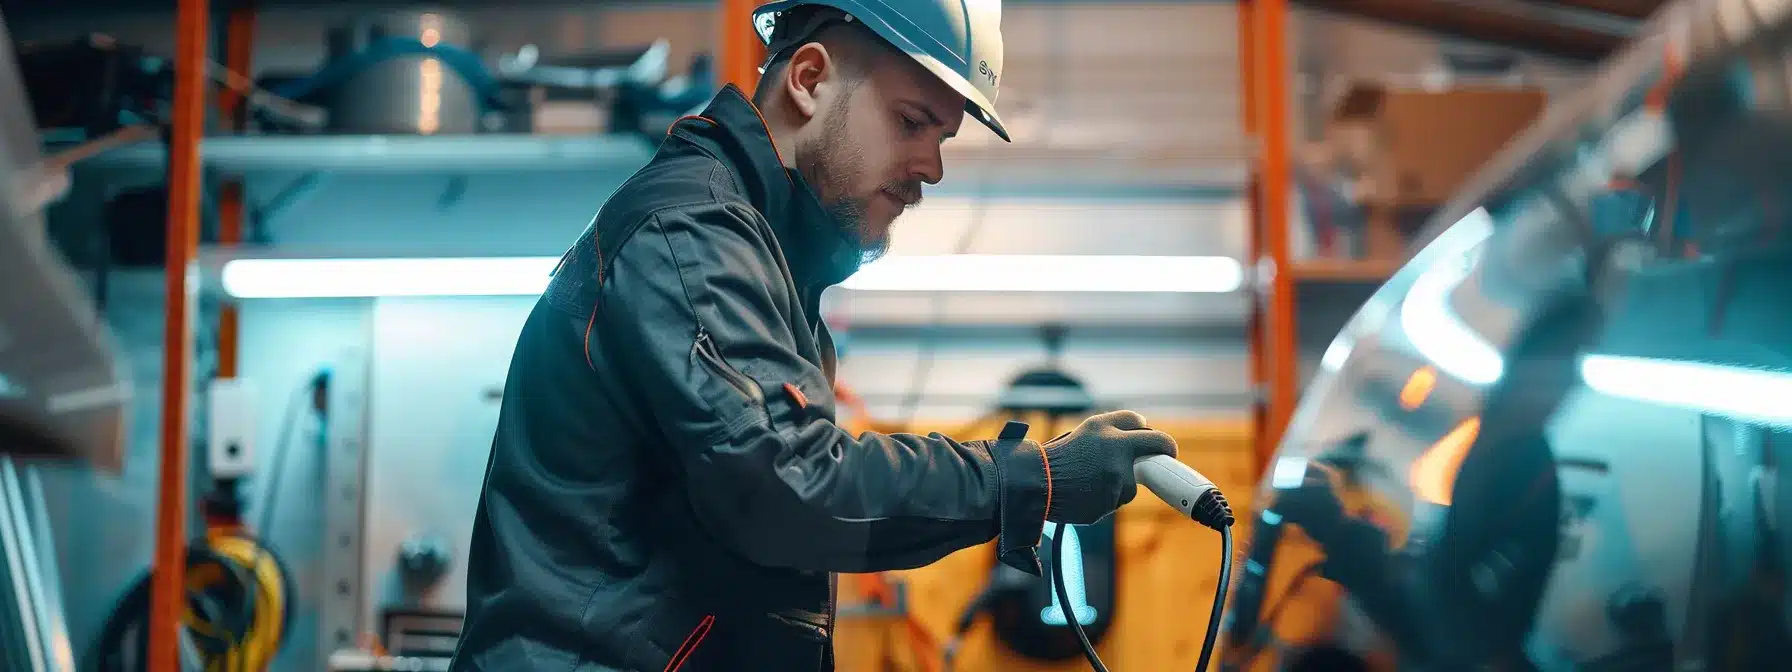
xmin=794 ymin=53 xmax=965 ymax=259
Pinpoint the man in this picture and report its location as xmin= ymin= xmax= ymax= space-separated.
xmin=452 ymin=1 xmax=1178 ymax=669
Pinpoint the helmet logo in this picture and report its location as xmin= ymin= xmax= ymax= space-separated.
xmin=978 ymin=60 xmax=999 ymax=87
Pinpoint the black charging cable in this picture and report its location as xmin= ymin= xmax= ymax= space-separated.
xmin=1053 ymin=486 xmax=1235 ymax=672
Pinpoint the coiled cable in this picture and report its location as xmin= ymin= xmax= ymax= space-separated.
xmin=93 ymin=532 xmax=292 ymax=672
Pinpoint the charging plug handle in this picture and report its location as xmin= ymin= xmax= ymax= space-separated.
xmin=1134 ymin=455 xmax=1234 ymax=531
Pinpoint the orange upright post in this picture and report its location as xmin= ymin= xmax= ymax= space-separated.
xmin=720 ymin=0 xmax=768 ymax=92
xmin=1250 ymin=0 xmax=1298 ymax=471
xmin=1238 ymin=1 xmax=1257 ymax=135
xmin=214 ymin=6 xmax=255 ymax=381
xmin=1238 ymin=0 xmax=1271 ymax=473
xmin=149 ymin=0 xmax=209 ymax=668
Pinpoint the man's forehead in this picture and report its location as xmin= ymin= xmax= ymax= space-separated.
xmin=867 ymin=50 xmax=965 ymax=130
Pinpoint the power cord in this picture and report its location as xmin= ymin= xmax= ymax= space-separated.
xmin=257 ymin=370 xmax=329 ymax=537
xmin=1053 ymin=485 xmax=1235 ymax=672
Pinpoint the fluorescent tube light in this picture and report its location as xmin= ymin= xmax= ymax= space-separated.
xmin=839 ymin=254 xmax=1243 ymax=293
xmin=1580 ymin=354 xmax=1792 ymax=427
xmin=222 ymin=254 xmax=1245 ymax=299
xmin=222 ymin=257 xmax=560 ymax=298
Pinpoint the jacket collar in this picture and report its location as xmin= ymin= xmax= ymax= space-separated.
xmin=672 ymin=85 xmax=863 ymax=290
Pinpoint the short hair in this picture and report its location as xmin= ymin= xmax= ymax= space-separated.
xmin=751 ymin=21 xmax=880 ymax=106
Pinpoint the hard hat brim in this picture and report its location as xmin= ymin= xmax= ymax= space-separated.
xmin=906 ymin=51 xmax=1011 ymax=143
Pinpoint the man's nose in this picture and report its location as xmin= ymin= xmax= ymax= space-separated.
xmin=912 ymin=145 xmax=944 ymax=185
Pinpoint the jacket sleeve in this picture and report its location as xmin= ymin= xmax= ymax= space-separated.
xmin=597 ymin=202 xmax=1051 ymax=574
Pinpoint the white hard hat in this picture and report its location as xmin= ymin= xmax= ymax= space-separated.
xmin=752 ymin=0 xmax=1010 ymax=142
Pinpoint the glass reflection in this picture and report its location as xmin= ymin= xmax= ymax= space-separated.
xmin=1224 ymin=1 xmax=1792 ymax=669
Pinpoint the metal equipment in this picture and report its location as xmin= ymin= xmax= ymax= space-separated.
xmin=319 ymin=347 xmax=375 ymax=666
xmin=1224 ymin=0 xmax=1792 ymax=668
xmin=319 ymin=298 xmax=532 ymax=669
xmin=322 ymin=11 xmax=482 ymax=135
xmin=252 ymin=13 xmax=709 ymax=137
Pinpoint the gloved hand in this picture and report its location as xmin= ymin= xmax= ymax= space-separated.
xmin=1041 ymin=410 xmax=1178 ymax=524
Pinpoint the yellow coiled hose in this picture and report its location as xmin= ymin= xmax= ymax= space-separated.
xmin=97 ymin=530 xmax=290 ymax=672
xmin=191 ymin=532 xmax=288 ymax=672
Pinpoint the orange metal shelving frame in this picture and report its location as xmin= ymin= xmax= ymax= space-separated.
xmin=1242 ymin=0 xmax=1299 ymax=475
xmin=144 ymin=2 xmax=262 ymax=668
xmin=721 ymin=0 xmax=768 ymax=91
xmin=147 ymin=0 xmax=210 ymax=668
xmin=152 ymin=1 xmax=261 ymax=670
xmin=213 ymin=7 xmax=256 ymax=382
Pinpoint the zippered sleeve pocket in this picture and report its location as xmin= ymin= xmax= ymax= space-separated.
xmin=691 ymin=328 xmax=768 ymax=438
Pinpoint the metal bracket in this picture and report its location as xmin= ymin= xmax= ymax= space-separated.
xmin=1247 ymin=256 xmax=1277 ymax=302
xmin=320 ymin=347 xmax=374 ymax=664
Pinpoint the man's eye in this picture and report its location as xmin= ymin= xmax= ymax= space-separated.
xmin=900 ymin=115 xmax=924 ymax=133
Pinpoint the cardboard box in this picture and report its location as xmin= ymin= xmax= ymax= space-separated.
xmin=1297 ymin=165 xmax=1435 ymax=262
xmin=1361 ymin=206 xmax=1431 ymax=261
xmin=1326 ymin=82 xmax=1545 ymax=207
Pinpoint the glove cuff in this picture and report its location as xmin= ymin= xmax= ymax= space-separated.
xmin=989 ymin=434 xmax=1050 ymax=576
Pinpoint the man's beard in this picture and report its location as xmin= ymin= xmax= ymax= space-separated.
xmin=795 ymin=95 xmax=919 ymax=264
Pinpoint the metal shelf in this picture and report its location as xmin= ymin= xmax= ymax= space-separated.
xmin=938 ymin=146 xmax=1250 ymax=200
xmin=72 ymin=132 xmax=1249 ymax=200
xmin=1290 ymin=257 xmax=1403 ymax=283
xmin=83 ymin=133 xmax=660 ymax=176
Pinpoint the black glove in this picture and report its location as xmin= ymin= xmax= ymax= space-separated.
xmin=1041 ymin=410 xmax=1178 ymax=524
xmin=980 ymin=411 xmax=1177 ymax=576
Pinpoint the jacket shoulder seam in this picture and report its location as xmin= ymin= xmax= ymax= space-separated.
xmin=707 ymin=161 xmax=744 ymax=203
xmin=663 ymin=132 xmax=751 ymax=210
xmin=639 ymin=212 xmax=707 ymax=329
xmin=631 ymin=204 xmax=777 ymax=341
xmin=598 ymin=183 xmax=749 ymax=285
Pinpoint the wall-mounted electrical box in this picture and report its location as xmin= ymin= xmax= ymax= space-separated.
xmin=206 ymin=378 xmax=258 ymax=479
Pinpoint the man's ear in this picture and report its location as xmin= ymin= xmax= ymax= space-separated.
xmin=782 ymin=42 xmax=834 ymax=119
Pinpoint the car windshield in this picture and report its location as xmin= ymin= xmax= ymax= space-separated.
xmin=1234 ymin=0 xmax=1792 ymax=668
